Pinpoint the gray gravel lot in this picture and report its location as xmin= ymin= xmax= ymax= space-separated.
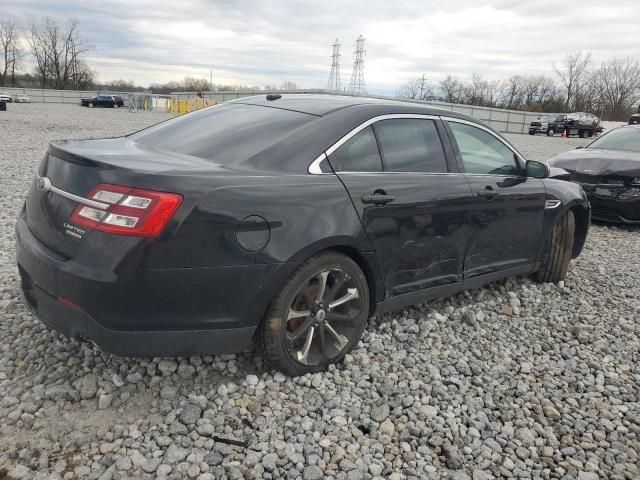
xmin=1 ymin=103 xmax=638 ymax=480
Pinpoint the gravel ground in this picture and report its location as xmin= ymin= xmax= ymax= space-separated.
xmin=0 ymin=104 xmax=638 ymax=480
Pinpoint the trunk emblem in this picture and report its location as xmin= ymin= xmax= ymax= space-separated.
xmin=583 ymin=169 xmax=594 ymax=174
xmin=37 ymin=177 xmax=52 ymax=193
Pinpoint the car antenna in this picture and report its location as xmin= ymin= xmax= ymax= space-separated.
xmin=266 ymin=94 xmax=282 ymax=101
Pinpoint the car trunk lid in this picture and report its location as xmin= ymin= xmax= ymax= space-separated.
xmin=24 ymin=137 xmax=222 ymax=259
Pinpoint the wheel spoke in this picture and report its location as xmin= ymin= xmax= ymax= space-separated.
xmin=296 ymin=326 xmax=315 ymax=363
xmin=318 ymin=322 xmax=327 ymax=361
xmin=288 ymin=309 xmax=311 ymax=320
xmin=287 ymin=316 xmax=316 ymax=342
xmin=328 ymin=287 xmax=359 ymax=310
xmin=326 ymin=311 xmax=357 ymax=322
xmin=316 ymin=271 xmax=329 ymax=303
xmin=325 ymin=322 xmax=349 ymax=350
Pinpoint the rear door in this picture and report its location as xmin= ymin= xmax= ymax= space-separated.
xmin=444 ymin=118 xmax=545 ymax=278
xmin=328 ymin=115 xmax=474 ymax=298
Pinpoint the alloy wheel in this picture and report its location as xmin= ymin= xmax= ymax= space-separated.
xmin=285 ymin=268 xmax=362 ymax=366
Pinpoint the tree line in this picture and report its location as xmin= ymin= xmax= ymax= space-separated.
xmin=1 ymin=15 xmax=94 ymax=89
xmin=397 ymin=52 xmax=640 ymax=121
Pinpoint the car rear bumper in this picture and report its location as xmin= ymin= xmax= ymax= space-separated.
xmin=582 ymin=185 xmax=640 ymax=224
xmin=15 ymin=213 xmax=287 ymax=356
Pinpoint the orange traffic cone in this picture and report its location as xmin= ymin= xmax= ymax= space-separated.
xmin=561 ymin=129 xmax=566 ymax=138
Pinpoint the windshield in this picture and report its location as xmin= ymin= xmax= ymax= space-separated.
xmin=130 ymin=103 xmax=315 ymax=165
xmin=589 ymin=127 xmax=640 ymax=152
xmin=541 ymin=116 xmax=554 ymax=122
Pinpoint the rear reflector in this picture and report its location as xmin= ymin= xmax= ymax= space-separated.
xmin=70 ymin=184 xmax=183 ymax=237
xmin=58 ymin=296 xmax=83 ymax=311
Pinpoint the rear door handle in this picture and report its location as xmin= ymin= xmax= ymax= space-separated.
xmin=361 ymin=194 xmax=395 ymax=205
xmin=477 ymin=186 xmax=498 ymax=200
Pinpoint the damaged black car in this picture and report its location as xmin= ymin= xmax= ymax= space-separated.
xmin=548 ymin=125 xmax=640 ymax=224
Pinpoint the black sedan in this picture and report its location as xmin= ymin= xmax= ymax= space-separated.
xmin=548 ymin=125 xmax=640 ymax=224
xmin=80 ymin=95 xmax=124 ymax=108
xmin=16 ymin=95 xmax=590 ymax=375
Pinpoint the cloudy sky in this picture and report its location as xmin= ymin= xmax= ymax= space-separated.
xmin=7 ymin=0 xmax=640 ymax=94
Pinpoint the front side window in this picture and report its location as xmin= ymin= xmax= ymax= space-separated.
xmin=448 ymin=122 xmax=519 ymax=175
xmin=373 ymin=119 xmax=447 ymax=173
xmin=330 ymin=126 xmax=382 ymax=172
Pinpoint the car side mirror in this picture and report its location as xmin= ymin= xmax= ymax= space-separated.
xmin=525 ymin=160 xmax=549 ymax=179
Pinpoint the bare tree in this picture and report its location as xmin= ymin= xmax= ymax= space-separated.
xmin=396 ymin=76 xmax=434 ymax=100
xmin=554 ymin=51 xmax=592 ymax=111
xmin=439 ymin=75 xmax=464 ymax=103
xmin=502 ymin=75 xmax=525 ymax=110
xmin=0 ymin=15 xmax=20 ymax=86
xmin=26 ymin=17 xmax=90 ymax=89
xmin=280 ymin=80 xmax=299 ymax=90
xmin=591 ymin=57 xmax=640 ymax=119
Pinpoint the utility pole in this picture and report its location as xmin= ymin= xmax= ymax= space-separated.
xmin=327 ymin=39 xmax=341 ymax=92
xmin=348 ymin=35 xmax=366 ymax=95
xmin=418 ymin=73 xmax=426 ymax=100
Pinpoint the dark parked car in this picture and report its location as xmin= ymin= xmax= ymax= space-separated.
xmin=548 ymin=125 xmax=640 ymax=224
xmin=81 ymin=95 xmax=124 ymax=108
xmin=16 ymin=95 xmax=590 ymax=375
xmin=629 ymin=114 xmax=640 ymax=125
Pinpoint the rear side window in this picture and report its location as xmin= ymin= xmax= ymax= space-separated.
xmin=131 ymin=103 xmax=314 ymax=165
xmin=330 ymin=126 xmax=382 ymax=172
xmin=374 ymin=119 xmax=447 ymax=172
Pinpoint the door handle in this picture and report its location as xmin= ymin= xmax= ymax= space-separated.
xmin=361 ymin=194 xmax=395 ymax=205
xmin=476 ymin=186 xmax=498 ymax=200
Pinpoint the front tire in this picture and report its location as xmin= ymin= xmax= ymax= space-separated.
xmin=535 ymin=210 xmax=575 ymax=283
xmin=547 ymin=128 xmax=555 ymax=136
xmin=256 ymin=252 xmax=370 ymax=376
xmin=88 ymin=102 xmax=94 ymax=108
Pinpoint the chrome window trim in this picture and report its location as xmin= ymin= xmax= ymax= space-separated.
xmin=308 ymin=113 xmax=439 ymax=175
xmin=35 ymin=172 xmax=110 ymax=210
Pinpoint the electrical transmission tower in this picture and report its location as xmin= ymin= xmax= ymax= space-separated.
xmin=348 ymin=35 xmax=366 ymax=95
xmin=327 ymin=39 xmax=341 ymax=92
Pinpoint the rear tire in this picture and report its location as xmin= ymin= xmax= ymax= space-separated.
xmin=535 ymin=210 xmax=575 ymax=283
xmin=256 ymin=252 xmax=370 ymax=376
xmin=113 ymin=103 xmax=119 ymax=108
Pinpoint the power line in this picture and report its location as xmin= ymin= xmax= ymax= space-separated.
xmin=348 ymin=35 xmax=366 ymax=95
xmin=327 ymin=39 xmax=341 ymax=92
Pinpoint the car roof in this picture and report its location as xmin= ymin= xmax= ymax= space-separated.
xmin=229 ymin=93 xmax=472 ymax=119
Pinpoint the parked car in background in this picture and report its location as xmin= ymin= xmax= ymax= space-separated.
xmin=629 ymin=113 xmax=640 ymax=125
xmin=14 ymin=94 xmax=30 ymax=103
xmin=80 ymin=95 xmax=124 ymax=108
xmin=529 ymin=114 xmax=568 ymax=136
xmin=16 ymin=95 xmax=590 ymax=375
xmin=548 ymin=125 xmax=640 ymax=224
xmin=0 ymin=92 xmax=12 ymax=103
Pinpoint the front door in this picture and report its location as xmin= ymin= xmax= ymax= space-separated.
xmin=445 ymin=119 xmax=546 ymax=278
xmin=328 ymin=117 xmax=474 ymax=298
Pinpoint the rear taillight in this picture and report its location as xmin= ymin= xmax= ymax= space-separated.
xmin=70 ymin=184 xmax=183 ymax=237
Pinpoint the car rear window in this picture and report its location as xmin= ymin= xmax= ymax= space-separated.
xmin=131 ymin=103 xmax=315 ymax=165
